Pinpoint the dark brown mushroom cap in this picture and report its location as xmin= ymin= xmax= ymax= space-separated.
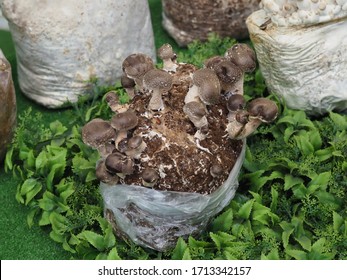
xmin=225 ymin=43 xmax=256 ymax=73
xmin=127 ymin=135 xmax=143 ymax=150
xmin=104 ymin=91 xmax=122 ymax=111
xmin=183 ymin=101 xmax=206 ymax=120
xmin=120 ymin=74 xmax=136 ymax=89
xmin=157 ymin=43 xmax=176 ymax=60
xmin=96 ymin=160 xmax=119 ymax=184
xmin=142 ymin=168 xmax=159 ymax=185
xmin=143 ymin=68 xmax=173 ymax=92
xmin=111 ymin=110 xmax=138 ymax=131
xmin=227 ymin=94 xmax=246 ymax=112
xmin=122 ymin=53 xmax=154 ymax=79
xmin=192 ymin=68 xmax=221 ymax=105
xmin=82 ymin=118 xmax=116 ymax=148
xmin=247 ymin=98 xmax=278 ymax=123
xmin=105 ymin=152 xmax=134 ymax=175
xmin=203 ymin=56 xmax=227 ymax=69
xmin=235 ymin=110 xmax=249 ymax=125
xmin=214 ymin=60 xmax=243 ymax=86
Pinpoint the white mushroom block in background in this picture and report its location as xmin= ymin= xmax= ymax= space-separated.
xmin=0 ymin=8 xmax=8 ymax=30
xmin=161 ymin=0 xmax=261 ymax=47
xmin=0 ymin=0 xmax=156 ymax=108
xmin=246 ymin=3 xmax=347 ymax=115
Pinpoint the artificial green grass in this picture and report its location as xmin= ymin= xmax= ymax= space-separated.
xmin=0 ymin=0 xmax=177 ymax=260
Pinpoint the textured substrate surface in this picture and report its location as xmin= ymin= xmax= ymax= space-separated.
xmin=118 ymin=63 xmax=243 ymax=194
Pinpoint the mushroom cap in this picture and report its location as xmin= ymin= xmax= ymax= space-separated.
xmin=227 ymin=94 xmax=246 ymax=112
xmin=143 ymin=68 xmax=173 ymax=92
xmin=225 ymin=43 xmax=256 ymax=73
xmin=247 ymin=98 xmax=279 ymax=123
xmin=122 ymin=53 xmax=154 ymax=79
xmin=235 ymin=110 xmax=249 ymax=125
xmin=104 ymin=91 xmax=121 ymax=109
xmin=157 ymin=43 xmax=176 ymax=60
xmin=120 ymin=74 xmax=136 ymax=89
xmin=82 ymin=118 xmax=116 ymax=148
xmin=203 ymin=56 xmax=227 ymax=69
xmin=183 ymin=101 xmax=207 ymax=120
xmin=111 ymin=110 xmax=138 ymax=131
xmin=105 ymin=152 xmax=134 ymax=175
xmin=142 ymin=168 xmax=159 ymax=185
xmin=210 ymin=163 xmax=224 ymax=178
xmin=96 ymin=160 xmax=119 ymax=185
xmin=192 ymin=68 xmax=221 ymax=105
xmin=127 ymin=135 xmax=143 ymax=150
xmin=214 ymin=60 xmax=243 ymax=87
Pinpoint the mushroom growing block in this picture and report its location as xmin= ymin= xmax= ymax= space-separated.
xmin=83 ymin=44 xmax=278 ymax=251
xmin=246 ymin=1 xmax=347 ymax=115
xmin=0 ymin=49 xmax=16 ymax=162
xmin=161 ymin=0 xmax=261 ymax=46
xmin=0 ymin=0 xmax=156 ymax=108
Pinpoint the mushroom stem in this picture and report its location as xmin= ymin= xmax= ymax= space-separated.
xmin=115 ymin=130 xmax=128 ymax=150
xmin=184 ymin=84 xmax=200 ymax=104
xmin=233 ymin=117 xmax=263 ymax=139
xmin=148 ymin=89 xmax=165 ymax=111
xmin=226 ymin=110 xmax=249 ymax=139
xmin=162 ymin=58 xmax=178 ymax=72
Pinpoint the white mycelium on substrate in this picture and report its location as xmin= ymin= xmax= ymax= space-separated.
xmin=246 ymin=0 xmax=347 ymax=114
xmin=260 ymin=0 xmax=347 ymax=26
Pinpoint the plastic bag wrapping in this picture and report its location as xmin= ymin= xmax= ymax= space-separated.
xmin=246 ymin=9 xmax=347 ymax=115
xmin=1 ymin=0 xmax=156 ymax=108
xmin=100 ymin=140 xmax=246 ymax=251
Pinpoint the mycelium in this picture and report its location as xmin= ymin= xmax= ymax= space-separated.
xmin=82 ymin=43 xmax=278 ymax=194
xmin=246 ymin=0 xmax=347 ymax=114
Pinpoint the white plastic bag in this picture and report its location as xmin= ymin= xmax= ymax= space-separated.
xmin=247 ymin=9 xmax=347 ymax=115
xmin=1 ymin=0 xmax=156 ymax=108
xmin=100 ymin=140 xmax=246 ymax=251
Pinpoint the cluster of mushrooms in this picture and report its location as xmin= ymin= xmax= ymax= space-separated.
xmin=81 ymin=43 xmax=278 ymax=189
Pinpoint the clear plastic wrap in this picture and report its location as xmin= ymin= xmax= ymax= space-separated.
xmin=100 ymin=140 xmax=246 ymax=251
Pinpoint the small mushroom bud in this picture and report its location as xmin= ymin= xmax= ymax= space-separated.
xmin=184 ymin=68 xmax=221 ymax=106
xmin=98 ymin=142 xmax=116 ymax=158
xmin=183 ymin=101 xmax=208 ymax=129
xmin=234 ymin=98 xmax=278 ymax=139
xmin=224 ymin=43 xmax=256 ymax=73
xmin=143 ymin=68 xmax=173 ymax=111
xmin=82 ymin=118 xmax=116 ymax=154
xmin=122 ymin=53 xmax=154 ymax=89
xmin=105 ymin=152 xmax=134 ymax=178
xmin=203 ymin=55 xmax=227 ymax=69
xmin=141 ymin=168 xmax=159 ymax=188
xmin=157 ymin=43 xmax=178 ymax=72
xmin=210 ymin=163 xmax=224 ymax=178
xmin=110 ymin=110 xmax=138 ymax=149
xmin=104 ymin=91 xmax=129 ymax=113
xmin=227 ymin=94 xmax=246 ymax=121
xmin=120 ymin=74 xmax=136 ymax=100
xmin=183 ymin=101 xmax=209 ymax=141
xmin=224 ymin=44 xmax=256 ymax=95
xmin=96 ymin=160 xmax=119 ymax=185
xmin=226 ymin=110 xmax=249 ymax=139
xmin=225 ymin=94 xmax=248 ymax=139
xmin=125 ymin=135 xmax=147 ymax=159
xmin=213 ymin=60 xmax=244 ymax=95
